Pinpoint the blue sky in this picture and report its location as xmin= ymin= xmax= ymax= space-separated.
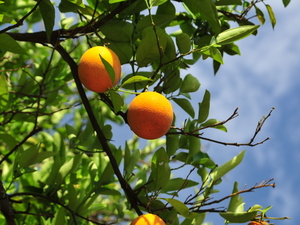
xmin=184 ymin=1 xmax=300 ymax=224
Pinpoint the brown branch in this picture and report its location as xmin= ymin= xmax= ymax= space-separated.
xmin=193 ymin=179 xmax=275 ymax=210
xmin=0 ymin=182 xmax=16 ymax=225
xmin=5 ymin=0 xmax=138 ymax=44
xmin=53 ymin=43 xmax=143 ymax=215
xmin=168 ymin=107 xmax=274 ymax=147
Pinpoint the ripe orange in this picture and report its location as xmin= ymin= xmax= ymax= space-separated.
xmin=127 ymin=91 xmax=173 ymax=140
xmin=78 ymin=46 xmax=121 ymax=93
xmin=130 ymin=213 xmax=166 ymax=225
xmin=248 ymin=221 xmax=268 ymax=225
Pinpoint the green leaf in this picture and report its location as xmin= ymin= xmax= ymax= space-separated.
xmin=17 ymin=144 xmax=40 ymax=168
xmin=52 ymin=207 xmax=66 ymax=225
xmin=180 ymin=74 xmax=201 ymax=93
xmin=219 ymin=211 xmax=257 ymax=223
xmin=210 ymin=47 xmax=224 ymax=64
xmin=100 ymin=20 xmax=134 ymax=42
xmin=57 ymin=153 xmax=82 ymax=186
xmin=109 ymin=90 xmax=124 ymax=113
xmin=215 ymin=0 xmax=242 ymax=5
xmin=149 ymin=0 xmax=168 ymax=7
xmin=147 ymin=148 xmax=170 ymax=191
xmin=183 ymin=0 xmax=221 ymax=33
xmin=0 ymin=33 xmax=27 ymax=54
xmin=166 ymin=131 xmax=179 ymax=156
xmin=227 ymin=182 xmax=245 ymax=213
xmin=121 ymin=75 xmax=153 ymax=88
xmin=172 ymin=98 xmax=195 ymax=118
xmin=282 ymin=0 xmax=291 ymax=7
xmin=39 ymin=0 xmax=55 ymax=41
xmin=161 ymin=198 xmax=199 ymax=219
xmin=0 ymin=14 xmax=16 ymax=24
xmin=99 ymin=54 xmax=116 ymax=83
xmin=255 ymin=6 xmax=265 ymax=25
xmin=198 ymin=90 xmax=210 ymax=123
xmin=0 ymin=75 xmax=9 ymax=112
xmin=124 ymin=145 xmax=140 ymax=180
xmin=211 ymin=150 xmax=246 ymax=182
xmin=136 ymin=14 xmax=176 ymax=32
xmin=176 ymin=33 xmax=191 ymax=54
xmin=215 ymin=25 xmax=260 ymax=45
xmin=161 ymin=178 xmax=198 ymax=193
xmin=266 ymin=4 xmax=276 ymax=29
xmin=136 ymin=26 xmax=168 ymax=67
xmin=105 ymin=41 xmax=133 ymax=64
xmin=201 ymin=119 xmax=227 ymax=132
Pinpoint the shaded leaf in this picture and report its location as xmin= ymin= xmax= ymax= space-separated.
xmin=183 ymin=0 xmax=221 ymax=33
xmin=0 ymin=75 xmax=9 ymax=112
xmin=176 ymin=33 xmax=191 ymax=54
xmin=219 ymin=211 xmax=257 ymax=223
xmin=172 ymin=98 xmax=195 ymax=118
xmin=39 ymin=0 xmax=55 ymax=41
xmin=198 ymin=90 xmax=210 ymax=123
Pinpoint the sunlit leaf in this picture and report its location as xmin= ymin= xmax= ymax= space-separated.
xmin=0 ymin=33 xmax=27 ymax=54
xmin=215 ymin=25 xmax=260 ymax=45
xmin=266 ymin=4 xmax=276 ymax=29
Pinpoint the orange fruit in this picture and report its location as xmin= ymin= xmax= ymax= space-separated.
xmin=78 ymin=46 xmax=121 ymax=93
xmin=130 ymin=213 xmax=166 ymax=225
xmin=127 ymin=92 xmax=173 ymax=140
xmin=248 ymin=221 xmax=268 ymax=225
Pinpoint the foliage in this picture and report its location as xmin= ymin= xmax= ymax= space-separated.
xmin=0 ymin=0 xmax=291 ymax=225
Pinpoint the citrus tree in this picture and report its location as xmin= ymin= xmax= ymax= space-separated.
xmin=0 ymin=0 xmax=291 ymax=224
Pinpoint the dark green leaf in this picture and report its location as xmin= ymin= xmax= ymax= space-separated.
xmin=39 ymin=0 xmax=55 ymax=41
xmin=109 ymin=90 xmax=124 ymax=113
xmin=166 ymin=132 xmax=179 ymax=156
xmin=198 ymin=90 xmax=210 ymax=123
xmin=180 ymin=74 xmax=201 ymax=93
xmin=99 ymin=54 xmax=115 ymax=83
xmin=183 ymin=0 xmax=221 ymax=33
xmin=282 ymin=0 xmax=291 ymax=7
xmin=172 ymin=98 xmax=195 ymax=118
xmin=100 ymin=20 xmax=134 ymax=42
xmin=136 ymin=26 xmax=168 ymax=67
xmin=176 ymin=33 xmax=191 ymax=54
xmin=161 ymin=178 xmax=198 ymax=193
xmin=215 ymin=0 xmax=242 ymax=5
xmin=147 ymin=148 xmax=170 ymax=191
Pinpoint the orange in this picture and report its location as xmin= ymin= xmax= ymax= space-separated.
xmin=127 ymin=92 xmax=173 ymax=140
xmin=248 ymin=221 xmax=268 ymax=225
xmin=78 ymin=46 xmax=121 ymax=93
xmin=130 ymin=213 xmax=166 ymax=225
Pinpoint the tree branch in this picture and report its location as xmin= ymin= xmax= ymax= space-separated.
xmin=53 ymin=43 xmax=143 ymax=215
xmin=0 ymin=182 xmax=16 ymax=225
xmin=5 ymin=0 xmax=137 ymax=44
